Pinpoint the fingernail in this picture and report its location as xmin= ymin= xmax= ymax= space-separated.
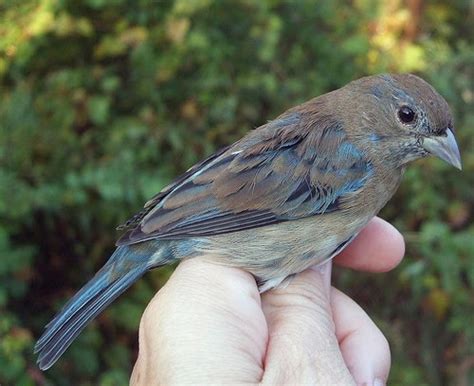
xmin=373 ymin=378 xmax=385 ymax=386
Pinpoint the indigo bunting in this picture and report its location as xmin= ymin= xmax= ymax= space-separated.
xmin=35 ymin=73 xmax=461 ymax=370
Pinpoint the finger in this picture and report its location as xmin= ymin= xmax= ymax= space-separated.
xmin=332 ymin=287 xmax=391 ymax=385
xmin=261 ymin=262 xmax=355 ymax=385
xmin=334 ymin=217 xmax=405 ymax=272
xmin=131 ymin=258 xmax=266 ymax=385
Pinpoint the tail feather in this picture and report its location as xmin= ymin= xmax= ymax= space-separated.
xmin=36 ymin=271 xmax=110 ymax=346
xmin=36 ymin=267 xmax=146 ymax=370
xmin=34 ymin=244 xmax=165 ymax=370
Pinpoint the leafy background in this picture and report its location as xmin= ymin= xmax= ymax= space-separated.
xmin=1 ymin=0 xmax=473 ymax=385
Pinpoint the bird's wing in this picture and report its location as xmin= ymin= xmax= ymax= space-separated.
xmin=116 ymin=112 xmax=372 ymax=246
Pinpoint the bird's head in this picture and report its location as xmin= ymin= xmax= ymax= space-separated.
xmin=343 ymin=73 xmax=462 ymax=170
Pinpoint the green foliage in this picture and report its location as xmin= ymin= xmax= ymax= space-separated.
xmin=1 ymin=0 xmax=473 ymax=384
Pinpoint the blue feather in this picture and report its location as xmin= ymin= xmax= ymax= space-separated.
xmin=35 ymin=244 xmax=169 ymax=370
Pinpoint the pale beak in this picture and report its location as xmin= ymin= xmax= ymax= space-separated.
xmin=422 ymin=128 xmax=462 ymax=170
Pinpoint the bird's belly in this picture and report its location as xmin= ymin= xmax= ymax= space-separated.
xmin=191 ymin=211 xmax=372 ymax=287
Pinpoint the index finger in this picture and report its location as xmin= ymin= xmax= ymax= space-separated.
xmin=334 ymin=217 xmax=405 ymax=272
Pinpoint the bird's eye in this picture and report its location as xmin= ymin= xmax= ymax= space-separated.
xmin=398 ymin=106 xmax=416 ymax=124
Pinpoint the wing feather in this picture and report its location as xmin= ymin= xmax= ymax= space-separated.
xmin=116 ymin=111 xmax=371 ymax=246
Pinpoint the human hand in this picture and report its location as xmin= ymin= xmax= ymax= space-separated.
xmin=130 ymin=217 xmax=404 ymax=385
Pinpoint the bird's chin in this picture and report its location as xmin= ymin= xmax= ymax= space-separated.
xmin=403 ymin=150 xmax=429 ymax=165
xmin=396 ymin=140 xmax=430 ymax=168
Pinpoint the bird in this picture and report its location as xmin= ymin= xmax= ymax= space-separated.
xmin=35 ymin=73 xmax=461 ymax=370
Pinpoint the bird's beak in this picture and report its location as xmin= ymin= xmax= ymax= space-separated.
xmin=422 ymin=128 xmax=462 ymax=170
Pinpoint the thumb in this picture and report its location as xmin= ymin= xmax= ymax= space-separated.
xmin=260 ymin=262 xmax=355 ymax=385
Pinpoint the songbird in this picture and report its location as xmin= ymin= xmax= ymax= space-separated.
xmin=35 ymin=73 xmax=461 ymax=370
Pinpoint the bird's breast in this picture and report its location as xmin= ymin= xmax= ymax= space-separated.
xmin=188 ymin=209 xmax=373 ymax=289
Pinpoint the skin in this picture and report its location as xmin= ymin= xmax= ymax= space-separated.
xmin=130 ymin=217 xmax=405 ymax=385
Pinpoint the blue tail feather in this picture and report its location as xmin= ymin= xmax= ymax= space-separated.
xmin=35 ymin=243 xmax=167 ymax=370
